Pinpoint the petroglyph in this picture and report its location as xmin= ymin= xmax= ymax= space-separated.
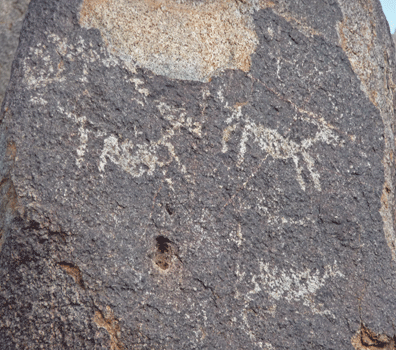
xmin=23 ymin=44 xmax=66 ymax=88
xmin=229 ymin=223 xmax=243 ymax=246
xmin=79 ymin=0 xmax=277 ymax=81
xmin=240 ymin=305 xmax=275 ymax=349
xmin=72 ymin=114 xmax=88 ymax=169
xmin=99 ymin=135 xmax=171 ymax=177
xmin=254 ymin=197 xmax=316 ymax=227
xmin=235 ymin=262 xmax=343 ymax=345
xmin=99 ymin=102 xmax=201 ymax=176
xmin=246 ymin=261 xmax=344 ymax=315
xmin=29 ymin=96 xmax=48 ymax=106
xmin=55 ymin=102 xmax=107 ymax=169
xmin=22 ymin=32 xmax=123 ymax=90
xmin=55 ymin=97 xmax=205 ymax=177
xmin=222 ymin=106 xmax=342 ymax=191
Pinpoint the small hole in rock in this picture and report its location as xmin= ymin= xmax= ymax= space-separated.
xmin=165 ymin=204 xmax=174 ymax=215
xmin=156 ymin=235 xmax=171 ymax=253
xmin=154 ymin=236 xmax=173 ymax=270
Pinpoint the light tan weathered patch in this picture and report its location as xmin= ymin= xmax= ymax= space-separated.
xmin=58 ymin=262 xmax=85 ymax=289
xmin=337 ymin=0 xmax=396 ymax=259
xmin=79 ymin=0 xmax=274 ymax=81
xmin=351 ymin=324 xmax=395 ymax=350
xmin=94 ymin=306 xmax=124 ymax=350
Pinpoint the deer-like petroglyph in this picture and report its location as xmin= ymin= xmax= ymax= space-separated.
xmin=222 ymin=104 xmax=344 ymax=191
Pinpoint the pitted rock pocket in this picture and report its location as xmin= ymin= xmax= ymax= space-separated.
xmin=152 ymin=235 xmax=175 ymax=271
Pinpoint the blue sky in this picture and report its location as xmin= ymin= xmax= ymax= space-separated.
xmin=380 ymin=0 xmax=396 ymax=34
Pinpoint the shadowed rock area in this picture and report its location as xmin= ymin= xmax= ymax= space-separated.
xmin=1 ymin=0 xmax=396 ymax=349
xmin=0 ymin=0 xmax=30 ymax=107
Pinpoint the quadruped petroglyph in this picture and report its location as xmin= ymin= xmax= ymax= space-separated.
xmin=221 ymin=103 xmax=344 ymax=192
xmin=23 ymin=30 xmax=347 ymax=194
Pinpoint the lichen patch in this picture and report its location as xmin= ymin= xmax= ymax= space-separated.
xmin=79 ymin=0 xmax=269 ymax=81
xmin=94 ymin=306 xmax=124 ymax=350
xmin=58 ymin=262 xmax=85 ymax=289
xmin=351 ymin=324 xmax=395 ymax=350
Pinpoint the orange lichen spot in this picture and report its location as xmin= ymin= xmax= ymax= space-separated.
xmin=260 ymin=0 xmax=275 ymax=7
xmin=93 ymin=306 xmax=124 ymax=350
xmin=351 ymin=324 xmax=395 ymax=350
xmin=233 ymin=101 xmax=249 ymax=109
xmin=79 ymin=0 xmax=270 ymax=81
xmin=6 ymin=141 xmax=16 ymax=159
xmin=58 ymin=262 xmax=85 ymax=289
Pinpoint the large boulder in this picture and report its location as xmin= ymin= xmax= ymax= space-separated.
xmin=0 ymin=0 xmax=30 ymax=107
xmin=1 ymin=0 xmax=396 ymax=349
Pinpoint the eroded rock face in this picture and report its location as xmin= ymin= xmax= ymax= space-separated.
xmin=0 ymin=0 xmax=30 ymax=107
xmin=79 ymin=0 xmax=264 ymax=82
xmin=1 ymin=0 xmax=396 ymax=349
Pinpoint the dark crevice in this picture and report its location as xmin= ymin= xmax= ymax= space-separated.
xmin=165 ymin=203 xmax=174 ymax=215
xmin=145 ymin=304 xmax=163 ymax=315
xmin=156 ymin=235 xmax=171 ymax=253
xmin=194 ymin=278 xmax=219 ymax=306
xmin=153 ymin=235 xmax=174 ymax=270
xmin=22 ymin=220 xmax=40 ymax=231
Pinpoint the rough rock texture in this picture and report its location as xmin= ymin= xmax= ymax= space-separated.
xmin=1 ymin=0 xmax=396 ymax=349
xmin=0 ymin=0 xmax=30 ymax=107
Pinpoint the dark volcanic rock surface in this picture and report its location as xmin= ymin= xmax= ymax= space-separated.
xmin=1 ymin=0 xmax=396 ymax=349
